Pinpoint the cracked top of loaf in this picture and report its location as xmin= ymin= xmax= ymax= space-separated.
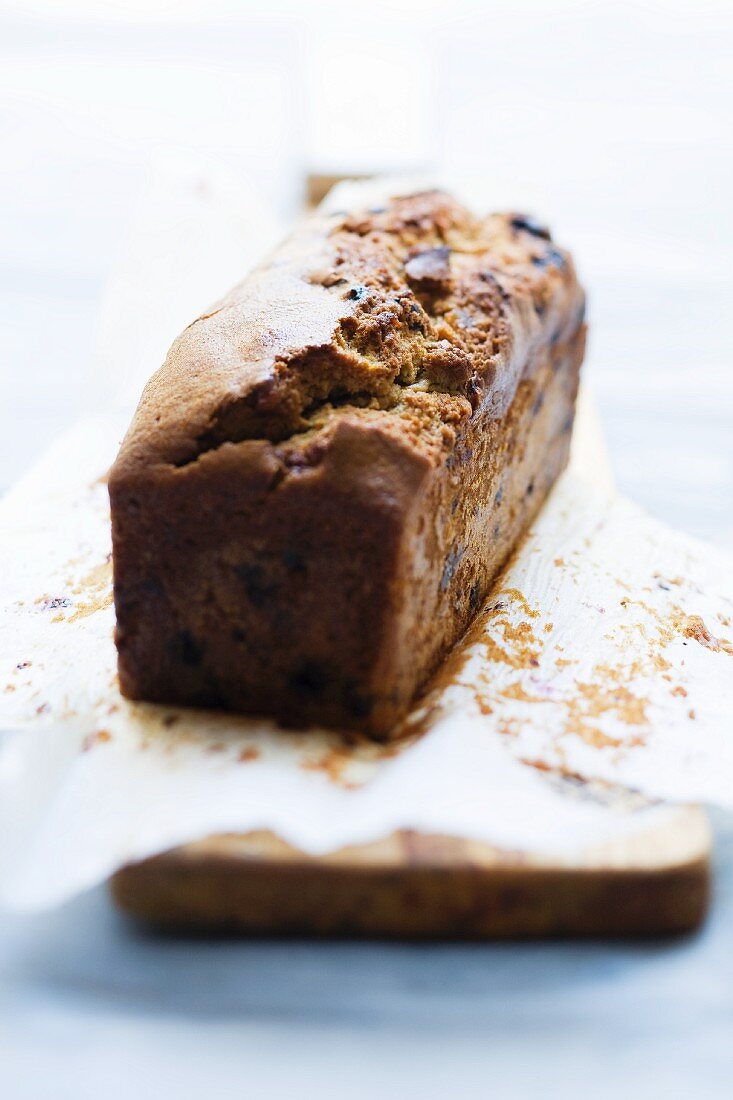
xmin=113 ymin=189 xmax=584 ymax=480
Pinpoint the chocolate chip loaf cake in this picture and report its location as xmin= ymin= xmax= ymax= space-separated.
xmin=110 ymin=189 xmax=585 ymax=737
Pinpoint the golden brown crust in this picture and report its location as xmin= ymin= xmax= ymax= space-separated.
xmin=110 ymin=190 xmax=586 ymax=737
xmin=115 ymin=192 xmax=582 ymax=474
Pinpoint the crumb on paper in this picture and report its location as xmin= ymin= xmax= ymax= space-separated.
xmin=81 ymin=729 xmax=112 ymax=752
xmin=301 ymin=746 xmax=355 ymax=786
xmin=676 ymin=613 xmax=733 ymax=656
xmin=238 ymin=746 xmax=260 ymax=763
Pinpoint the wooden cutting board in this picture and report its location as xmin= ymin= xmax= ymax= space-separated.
xmin=111 ymin=807 xmax=710 ymax=938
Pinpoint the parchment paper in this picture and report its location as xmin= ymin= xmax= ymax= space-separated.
xmin=0 ymin=164 xmax=730 ymax=910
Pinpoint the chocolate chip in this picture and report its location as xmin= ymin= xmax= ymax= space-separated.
xmin=347 ymin=691 xmax=374 ymax=719
xmin=142 ymin=576 xmax=165 ymax=598
xmin=532 ymin=247 xmax=566 ymax=270
xmin=283 ymin=548 xmax=306 ymax=573
xmin=233 ymin=564 xmax=276 ymax=607
xmin=407 ymin=301 xmax=427 ymax=333
xmin=441 ymin=545 xmax=465 ymax=591
xmin=466 ymin=376 xmax=482 ymax=410
xmin=290 ymin=662 xmax=327 ymax=695
xmin=347 ymin=285 xmax=368 ymax=301
xmin=510 ymin=214 xmax=551 ymax=240
xmin=178 ymin=631 xmax=203 ymax=666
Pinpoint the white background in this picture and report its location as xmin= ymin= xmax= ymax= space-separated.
xmin=1 ymin=1 xmax=732 ymax=1097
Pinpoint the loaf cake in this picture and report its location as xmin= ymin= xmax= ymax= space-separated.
xmin=109 ymin=189 xmax=586 ymax=737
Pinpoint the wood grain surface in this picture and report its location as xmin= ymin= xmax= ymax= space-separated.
xmin=111 ymin=807 xmax=711 ymax=938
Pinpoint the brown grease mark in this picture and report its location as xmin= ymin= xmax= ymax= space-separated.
xmin=162 ymin=714 xmax=180 ymax=728
xmin=482 ymin=633 xmax=539 ymax=671
xmin=544 ymin=622 xmax=554 ymax=633
xmin=581 ymin=677 xmax=648 ymax=726
xmin=671 ymin=685 xmax=688 ymax=698
xmin=564 ymin=714 xmax=622 ymax=749
xmin=499 ymin=681 xmax=550 ymax=704
xmin=561 ymin=662 xmax=650 ymax=751
xmin=553 ymin=557 xmax=565 ymax=567
xmin=238 ymin=746 xmax=260 ymax=763
xmin=652 ymin=651 xmax=672 ymax=673
xmin=496 ymin=716 xmax=520 ymax=739
xmin=71 ymin=559 xmax=111 ymax=596
xmin=688 ymin=709 xmax=696 ymax=720
xmin=4 ymin=683 xmax=16 ymax=693
xmin=81 ymin=729 xmax=111 ymax=751
xmin=67 ymin=560 xmax=114 ymax=622
xmin=522 ymin=757 xmax=593 ymax=784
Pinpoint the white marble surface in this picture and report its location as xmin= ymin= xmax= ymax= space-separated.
xmin=1 ymin=2 xmax=732 ymax=1096
xmin=0 ymin=821 xmax=731 ymax=1100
